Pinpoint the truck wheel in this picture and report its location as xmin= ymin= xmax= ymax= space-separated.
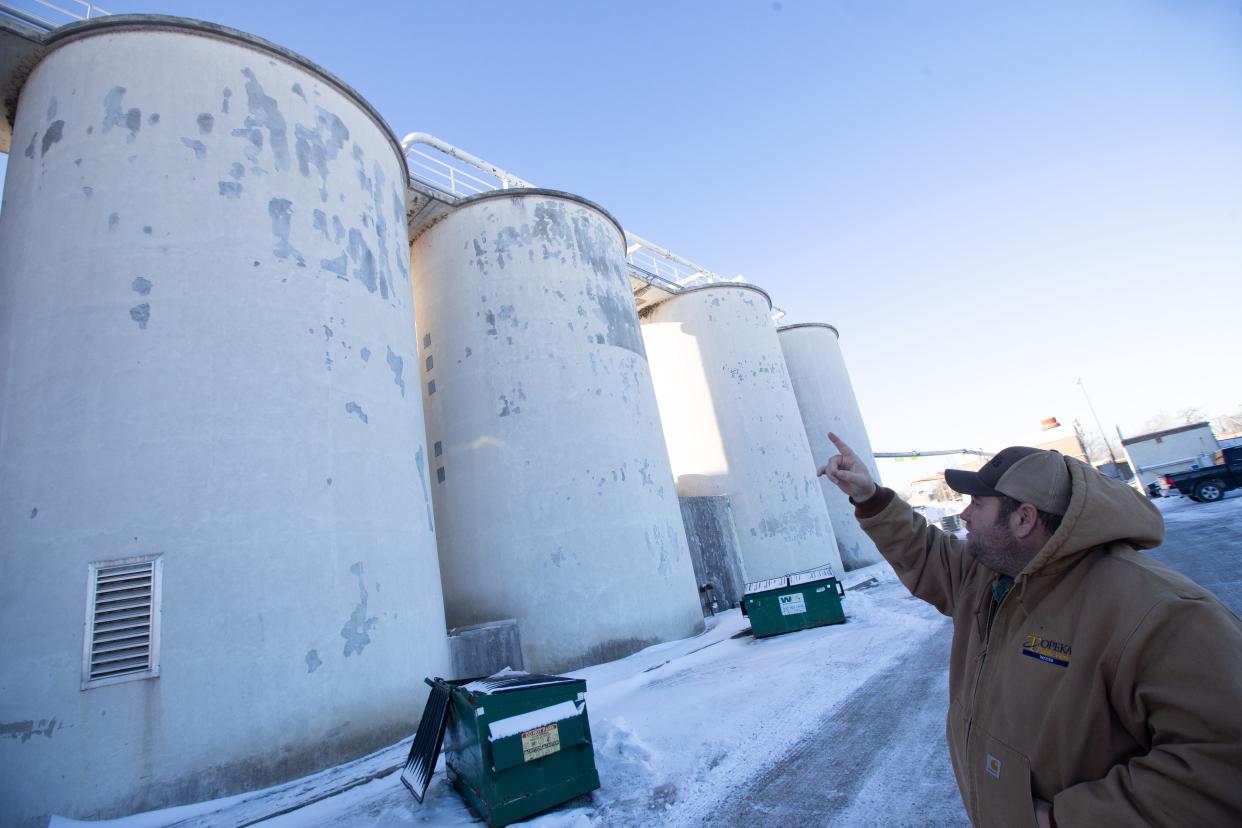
xmin=1194 ymin=480 xmax=1225 ymax=503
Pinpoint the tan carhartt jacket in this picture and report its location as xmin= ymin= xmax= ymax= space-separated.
xmin=858 ymin=456 xmax=1242 ymax=827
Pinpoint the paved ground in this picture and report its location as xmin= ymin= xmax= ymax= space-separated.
xmin=713 ymin=491 xmax=1241 ymax=828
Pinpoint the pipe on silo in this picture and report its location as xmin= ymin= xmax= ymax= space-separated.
xmin=0 ymin=16 xmax=449 ymax=825
xmin=640 ymin=285 xmax=843 ymax=582
xmin=410 ymin=188 xmax=704 ymax=674
xmin=778 ymin=323 xmax=884 ymax=569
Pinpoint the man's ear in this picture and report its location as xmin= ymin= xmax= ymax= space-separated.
xmin=1011 ymin=503 xmax=1042 ymax=539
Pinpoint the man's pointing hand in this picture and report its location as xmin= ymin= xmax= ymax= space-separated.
xmin=818 ymin=431 xmax=878 ymax=502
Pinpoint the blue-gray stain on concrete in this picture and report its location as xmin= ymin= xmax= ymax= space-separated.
xmin=359 ymin=346 xmax=371 ymax=362
xmin=292 ymin=82 xmax=307 ymax=101
xmin=147 ymin=113 xmax=159 ymax=125
xmin=345 ymin=401 xmax=368 ymax=423
xmin=197 ymin=112 xmax=214 ymax=134
xmin=181 ymin=137 xmax=207 ymax=160
xmin=23 ymin=132 xmax=35 ymax=159
xmin=415 ymin=445 xmax=434 ymax=531
xmin=108 ymin=212 xmax=119 ymax=231
xmin=268 ymin=198 xmax=305 ymax=266
xmin=221 ymin=87 xmax=232 ymax=114
xmin=46 ymin=97 xmax=57 ymax=120
xmin=241 ymin=68 xmax=289 ymax=171
xmin=347 ymin=228 xmax=377 ymax=293
xmin=218 ymin=181 xmax=242 ymax=199
xmin=305 ymin=650 xmax=321 ymax=673
xmin=40 ymin=121 xmax=63 ymax=156
xmin=29 ymin=508 xmax=37 ymax=519
xmin=130 ymin=303 xmax=150 ymax=329
xmin=131 ymin=276 xmax=152 ymax=295
xmin=229 ymin=162 xmax=245 ymax=180
xmin=332 ymin=214 xmax=346 ymax=244
xmin=386 ymin=346 xmax=405 ymax=396
xmin=340 ymin=562 xmax=378 ymax=657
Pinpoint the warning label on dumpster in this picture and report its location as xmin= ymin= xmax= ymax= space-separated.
xmin=521 ymin=723 xmax=561 ymax=762
xmin=779 ymin=594 xmax=807 ymax=615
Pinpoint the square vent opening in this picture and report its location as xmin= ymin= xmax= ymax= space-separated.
xmin=82 ymin=556 xmax=162 ymax=690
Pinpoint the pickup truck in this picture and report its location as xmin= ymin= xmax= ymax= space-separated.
xmin=1162 ymin=446 xmax=1242 ymax=503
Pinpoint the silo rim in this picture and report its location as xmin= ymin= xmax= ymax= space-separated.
xmin=647 ymin=281 xmax=773 ymax=313
xmin=451 ymin=187 xmax=628 ymax=255
xmin=39 ymin=14 xmax=409 ymax=180
xmin=777 ymin=322 xmax=840 ymax=338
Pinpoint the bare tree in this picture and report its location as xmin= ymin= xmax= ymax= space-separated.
xmin=1212 ymin=405 xmax=1242 ymax=437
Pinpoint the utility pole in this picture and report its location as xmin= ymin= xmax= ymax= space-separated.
xmin=1077 ymin=377 xmax=1121 ymax=477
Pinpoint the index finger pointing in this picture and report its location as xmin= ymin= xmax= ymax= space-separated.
xmin=828 ymin=431 xmax=856 ymax=458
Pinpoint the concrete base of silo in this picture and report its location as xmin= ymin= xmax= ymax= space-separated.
xmin=679 ymin=496 xmax=748 ymax=610
xmin=449 ymin=620 xmax=526 ymax=680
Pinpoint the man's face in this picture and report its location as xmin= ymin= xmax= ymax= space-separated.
xmin=961 ymin=495 xmax=1024 ymax=576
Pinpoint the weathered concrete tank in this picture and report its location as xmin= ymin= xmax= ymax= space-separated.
xmin=0 ymin=16 xmax=449 ymax=826
xmin=409 ymin=188 xmax=704 ymax=674
xmin=778 ymin=323 xmax=884 ymax=569
xmin=640 ymin=285 xmax=843 ymax=582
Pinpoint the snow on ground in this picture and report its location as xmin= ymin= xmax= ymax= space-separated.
xmin=51 ymin=561 xmax=947 ymax=827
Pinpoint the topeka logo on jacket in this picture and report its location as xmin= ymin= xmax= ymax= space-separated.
xmin=1022 ymin=633 xmax=1072 ymax=667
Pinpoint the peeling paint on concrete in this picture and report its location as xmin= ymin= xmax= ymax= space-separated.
xmin=218 ymin=181 xmax=242 ymax=199
xmin=313 ymin=209 xmax=331 ymax=240
xmin=102 ymin=86 xmax=140 ymax=142
xmin=340 ymin=562 xmax=378 ymax=657
xmin=385 ymin=347 xmax=405 ymax=396
xmin=346 ymin=228 xmax=377 ymax=293
xmin=131 ymin=277 xmax=152 ymax=295
xmin=180 ymin=137 xmax=207 ymax=160
xmin=305 ymin=650 xmax=321 ymax=673
xmin=268 ymin=198 xmax=305 ymax=266
xmin=196 ymin=112 xmax=214 ymax=134
xmin=40 ymin=121 xmax=64 ymax=157
xmin=129 ymin=303 xmax=150 ymax=329
xmin=344 ymin=401 xmax=368 ymax=423
xmin=320 ymin=252 xmax=348 ymax=279
xmin=414 ymin=445 xmax=434 ymax=531
xmin=294 ymin=106 xmax=349 ymax=201
xmin=240 ymin=68 xmax=289 ymax=171
xmin=0 ymin=718 xmax=58 ymax=743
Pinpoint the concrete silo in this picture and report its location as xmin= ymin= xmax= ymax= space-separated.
xmin=0 ymin=17 xmax=449 ymax=826
xmin=410 ymin=188 xmax=704 ymax=674
xmin=778 ymin=323 xmax=884 ymax=569
xmin=640 ymin=285 xmax=843 ymax=582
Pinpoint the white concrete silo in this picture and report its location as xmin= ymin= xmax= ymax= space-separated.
xmin=640 ymin=285 xmax=843 ymax=582
xmin=410 ymin=189 xmax=704 ymax=674
xmin=778 ymin=323 xmax=884 ymax=569
xmin=0 ymin=17 xmax=449 ymax=826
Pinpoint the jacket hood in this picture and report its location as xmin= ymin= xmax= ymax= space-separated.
xmin=1022 ymin=456 xmax=1164 ymax=576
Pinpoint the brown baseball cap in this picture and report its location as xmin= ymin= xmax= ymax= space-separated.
xmin=945 ymin=447 xmax=1072 ymax=515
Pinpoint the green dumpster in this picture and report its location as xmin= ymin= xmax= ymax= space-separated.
xmin=744 ymin=565 xmax=846 ymax=638
xmin=403 ymin=671 xmax=600 ymax=827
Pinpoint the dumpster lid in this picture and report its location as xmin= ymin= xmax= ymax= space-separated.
xmin=462 ymin=668 xmax=580 ymax=696
xmin=745 ymin=564 xmax=836 ymax=594
xmin=788 ymin=564 xmax=836 ymax=586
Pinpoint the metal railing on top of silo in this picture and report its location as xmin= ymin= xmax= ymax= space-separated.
xmin=399 ymin=132 xmax=784 ymax=319
xmin=0 ymin=0 xmax=108 ymax=31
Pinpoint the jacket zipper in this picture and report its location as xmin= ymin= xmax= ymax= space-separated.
xmin=964 ymin=578 xmax=1018 ymax=820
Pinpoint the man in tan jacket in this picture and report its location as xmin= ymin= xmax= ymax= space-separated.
xmin=820 ymin=432 xmax=1242 ymax=827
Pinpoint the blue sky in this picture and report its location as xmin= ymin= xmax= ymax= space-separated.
xmin=3 ymin=0 xmax=1241 ymax=476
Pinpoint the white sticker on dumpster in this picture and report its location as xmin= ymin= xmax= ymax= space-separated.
xmin=779 ymin=593 xmax=806 ymax=615
xmin=521 ymin=723 xmax=561 ymax=762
